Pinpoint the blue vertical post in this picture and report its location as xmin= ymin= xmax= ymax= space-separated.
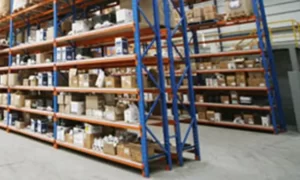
xmin=7 ymin=0 xmax=14 ymax=127
xmin=177 ymin=0 xmax=201 ymax=161
xmin=162 ymin=0 xmax=184 ymax=166
xmin=151 ymin=0 xmax=172 ymax=171
xmin=132 ymin=0 xmax=149 ymax=177
xmin=53 ymin=0 xmax=58 ymax=142
xmin=252 ymin=0 xmax=278 ymax=133
xmin=192 ymin=30 xmax=202 ymax=85
xmin=258 ymin=0 xmax=286 ymax=131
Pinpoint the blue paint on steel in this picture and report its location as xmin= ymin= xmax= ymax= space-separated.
xmin=141 ymin=39 xmax=155 ymax=59
xmin=53 ymin=0 xmax=58 ymax=140
xmin=138 ymin=6 xmax=155 ymax=32
xmin=252 ymin=0 xmax=278 ymax=134
xmin=177 ymin=67 xmax=189 ymax=89
xmin=174 ymin=0 xmax=201 ymax=161
xmin=141 ymin=64 xmax=160 ymax=89
xmin=132 ymin=0 xmax=150 ymax=177
xmin=258 ymin=0 xmax=286 ymax=131
xmin=151 ymin=0 xmax=173 ymax=171
xmin=148 ymin=153 xmax=166 ymax=161
xmin=144 ymin=95 xmax=161 ymax=122
xmin=162 ymin=0 xmax=184 ymax=166
xmin=146 ymin=126 xmax=167 ymax=154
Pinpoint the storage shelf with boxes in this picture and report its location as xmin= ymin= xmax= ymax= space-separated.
xmin=176 ymin=0 xmax=286 ymax=133
xmin=0 ymin=0 xmax=201 ymax=178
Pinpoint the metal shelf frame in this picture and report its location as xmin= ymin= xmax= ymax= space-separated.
xmin=189 ymin=0 xmax=286 ymax=133
xmin=0 ymin=0 xmax=203 ymax=178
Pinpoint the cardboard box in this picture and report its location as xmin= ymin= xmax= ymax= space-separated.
xmin=11 ymin=94 xmax=25 ymax=107
xmin=236 ymin=72 xmax=246 ymax=87
xmin=36 ymin=53 xmax=52 ymax=64
xmin=121 ymin=76 xmax=137 ymax=88
xmin=85 ymin=95 xmax=101 ymax=109
xmin=84 ymin=133 xmax=95 ymax=149
xmin=104 ymin=105 xmax=125 ymax=121
xmin=203 ymin=5 xmax=216 ymax=14
xmin=8 ymin=73 xmax=19 ymax=86
xmin=198 ymin=111 xmax=206 ymax=120
xmin=59 ymin=104 xmax=65 ymax=113
xmin=116 ymin=9 xmax=133 ymax=24
xmin=226 ymin=75 xmax=236 ymax=86
xmin=25 ymin=99 xmax=33 ymax=108
xmin=65 ymin=133 xmax=74 ymax=144
xmin=69 ymin=68 xmax=78 ymax=87
xmin=244 ymin=114 xmax=254 ymax=125
xmin=103 ymin=142 xmax=117 ymax=155
xmin=73 ymin=127 xmax=84 ymax=146
xmin=219 ymin=61 xmax=229 ymax=69
xmin=71 ymin=101 xmax=85 ymax=115
xmin=206 ymin=110 xmax=215 ymax=121
xmin=23 ymin=79 xmax=29 ymax=86
xmin=128 ymin=143 xmax=155 ymax=162
xmin=29 ymin=76 xmax=38 ymax=86
xmin=204 ymin=62 xmax=212 ymax=70
xmin=58 ymin=93 xmax=65 ymax=105
xmin=244 ymin=60 xmax=255 ymax=68
xmin=46 ymin=26 xmax=54 ymax=41
xmin=0 ymin=74 xmax=8 ymax=86
xmin=78 ymin=74 xmax=97 ymax=88
xmin=221 ymin=96 xmax=230 ymax=104
xmin=65 ymin=94 xmax=72 ymax=104
xmin=105 ymin=76 xmax=121 ymax=88
xmin=64 ymin=104 xmax=71 ymax=114
xmin=196 ymin=95 xmax=204 ymax=103
xmin=15 ymin=121 xmax=26 ymax=129
xmin=117 ymin=144 xmax=131 ymax=159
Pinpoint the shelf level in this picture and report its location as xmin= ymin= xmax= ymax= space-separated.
xmin=10 ymin=86 xmax=54 ymax=92
xmin=197 ymin=119 xmax=275 ymax=132
xmin=8 ymin=126 xmax=55 ymax=143
xmin=56 ymin=87 xmax=139 ymax=95
xmin=189 ymin=49 xmax=262 ymax=59
xmin=194 ymin=86 xmax=268 ymax=91
xmin=57 ymin=141 xmax=143 ymax=170
xmin=0 ymin=122 xmax=6 ymax=128
xmin=195 ymin=102 xmax=271 ymax=111
xmin=10 ymin=63 xmax=54 ymax=71
xmin=196 ymin=68 xmax=264 ymax=74
xmin=8 ymin=106 xmax=54 ymax=117
xmin=56 ymin=113 xmax=141 ymax=131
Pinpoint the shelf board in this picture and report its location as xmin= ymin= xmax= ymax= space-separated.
xmin=197 ymin=119 xmax=275 ymax=132
xmin=189 ymin=49 xmax=262 ymax=59
xmin=0 ymin=66 xmax=9 ymax=72
xmin=56 ymin=87 xmax=139 ymax=95
xmin=8 ymin=126 xmax=55 ymax=143
xmin=8 ymin=106 xmax=54 ymax=117
xmin=189 ymin=15 xmax=256 ymax=31
xmin=56 ymin=23 xmax=134 ymax=47
xmin=10 ymin=63 xmax=54 ymax=70
xmin=194 ymin=86 xmax=268 ymax=91
xmin=0 ymin=122 xmax=6 ymax=128
xmin=195 ymin=102 xmax=271 ymax=111
xmin=56 ymin=141 xmax=143 ymax=169
xmin=56 ymin=113 xmax=141 ymax=130
xmin=196 ymin=68 xmax=265 ymax=74
xmin=0 ymin=85 xmax=8 ymax=89
xmin=10 ymin=86 xmax=54 ymax=91
xmin=10 ymin=40 xmax=53 ymax=54
xmin=0 ymin=104 xmax=8 ymax=108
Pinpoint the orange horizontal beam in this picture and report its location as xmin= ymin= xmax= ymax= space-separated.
xmin=10 ymin=86 xmax=54 ymax=91
xmin=189 ymin=49 xmax=262 ymax=59
xmin=196 ymin=68 xmax=265 ymax=74
xmin=8 ymin=126 xmax=55 ymax=143
xmin=9 ymin=106 xmax=54 ymax=116
xmin=194 ymin=86 xmax=268 ymax=91
xmin=195 ymin=102 xmax=271 ymax=111
xmin=56 ymin=87 xmax=139 ymax=95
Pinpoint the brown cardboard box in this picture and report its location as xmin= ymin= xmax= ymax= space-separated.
xmin=198 ymin=111 xmax=206 ymax=120
xmin=236 ymin=72 xmax=246 ymax=87
xmin=25 ymin=99 xmax=32 ymax=108
xmin=121 ymin=76 xmax=137 ymax=88
xmin=196 ymin=95 xmax=204 ymax=102
xmin=69 ymin=68 xmax=78 ymax=87
xmin=218 ymin=77 xmax=226 ymax=87
xmin=117 ymin=144 xmax=131 ymax=160
xmin=103 ymin=142 xmax=117 ymax=156
xmin=15 ymin=121 xmax=26 ymax=129
xmin=206 ymin=110 xmax=215 ymax=121
xmin=193 ymin=7 xmax=203 ymax=18
xmin=30 ymin=77 xmax=38 ymax=86
xmin=65 ymin=133 xmax=74 ymax=144
xmin=226 ymin=75 xmax=236 ymax=86
xmin=105 ymin=76 xmax=121 ymax=88
xmin=244 ymin=60 xmax=255 ymax=68
xmin=78 ymin=74 xmax=97 ymax=88
xmin=203 ymin=5 xmax=216 ymax=14
xmin=204 ymin=62 xmax=213 ymax=70
xmin=128 ymin=143 xmax=155 ymax=162
xmin=59 ymin=104 xmax=65 ymax=113
xmin=219 ymin=61 xmax=229 ymax=69
xmin=84 ymin=134 xmax=95 ymax=149
xmin=11 ymin=94 xmax=25 ymax=107
xmin=36 ymin=53 xmax=52 ymax=64
xmin=221 ymin=96 xmax=230 ymax=104
xmin=85 ymin=95 xmax=101 ymax=109
xmin=58 ymin=93 xmax=65 ymax=105
xmin=198 ymin=62 xmax=206 ymax=70
xmin=204 ymin=12 xmax=217 ymax=21
xmin=243 ymin=114 xmax=254 ymax=125
xmin=64 ymin=104 xmax=71 ymax=114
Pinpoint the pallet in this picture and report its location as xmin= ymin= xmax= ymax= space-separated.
xmin=226 ymin=12 xmax=254 ymax=21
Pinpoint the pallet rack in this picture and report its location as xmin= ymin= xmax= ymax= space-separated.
xmin=183 ymin=0 xmax=286 ymax=133
xmin=0 ymin=0 xmax=201 ymax=178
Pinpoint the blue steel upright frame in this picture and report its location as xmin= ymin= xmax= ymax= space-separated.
xmin=163 ymin=0 xmax=201 ymax=166
xmin=132 ymin=0 xmax=172 ymax=177
xmin=252 ymin=0 xmax=285 ymax=133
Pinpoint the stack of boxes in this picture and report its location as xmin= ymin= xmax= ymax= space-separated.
xmin=203 ymin=5 xmax=217 ymax=21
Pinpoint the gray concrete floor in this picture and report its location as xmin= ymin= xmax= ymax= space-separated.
xmin=0 ymin=125 xmax=300 ymax=180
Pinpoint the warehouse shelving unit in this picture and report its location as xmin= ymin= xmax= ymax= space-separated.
xmin=186 ymin=0 xmax=286 ymax=133
xmin=0 ymin=0 xmax=201 ymax=178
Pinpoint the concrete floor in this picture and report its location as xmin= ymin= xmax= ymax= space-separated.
xmin=0 ymin=125 xmax=300 ymax=180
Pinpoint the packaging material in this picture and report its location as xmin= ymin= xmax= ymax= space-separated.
xmin=261 ymin=115 xmax=270 ymax=127
xmin=23 ymin=79 xmax=29 ymax=86
xmin=121 ymin=76 xmax=137 ymax=88
xmin=116 ymin=9 xmax=133 ymax=24
xmin=117 ymin=143 xmax=131 ymax=159
xmin=11 ymin=93 xmax=25 ymax=107
xmin=8 ymin=73 xmax=19 ymax=86
xmin=225 ymin=0 xmax=253 ymax=20
xmin=214 ymin=112 xmax=222 ymax=122
xmin=85 ymin=95 xmax=101 ymax=110
xmin=37 ymin=120 xmax=48 ymax=134
xmin=115 ymin=37 xmax=129 ymax=55
xmin=244 ymin=114 xmax=254 ymax=125
xmin=65 ymin=133 xmax=74 ymax=144
xmin=46 ymin=26 xmax=54 ymax=40
xmin=230 ymin=91 xmax=239 ymax=104
xmin=72 ymin=19 xmax=90 ymax=34
xmin=84 ymin=123 xmax=102 ymax=134
xmin=248 ymin=72 xmax=266 ymax=87
xmin=0 ymin=74 xmax=8 ymax=86
xmin=57 ymin=126 xmax=70 ymax=142
xmin=95 ymin=69 xmax=105 ymax=88
xmin=104 ymin=105 xmax=126 ymax=121
xmin=15 ymin=121 xmax=26 ymax=129
xmin=203 ymin=5 xmax=217 ymax=21
xmin=105 ymin=76 xmax=121 ymax=88
xmin=244 ymin=60 xmax=255 ymax=68
xmin=0 ymin=0 xmax=9 ymax=16
xmin=36 ymin=53 xmax=52 ymax=64
xmin=58 ymin=93 xmax=65 ymax=105
xmin=73 ymin=127 xmax=85 ymax=147
xmin=128 ymin=143 xmax=155 ymax=162
xmin=206 ymin=110 xmax=215 ymax=121
xmin=221 ymin=96 xmax=230 ymax=104
xmin=196 ymin=95 xmax=204 ymax=103
xmin=216 ymin=74 xmax=226 ymax=87
xmin=25 ymin=99 xmax=33 ymax=108
xmin=226 ymin=75 xmax=236 ymax=86
xmin=78 ymin=74 xmax=97 ymax=87
xmin=69 ymin=68 xmax=78 ymax=87
xmin=124 ymin=103 xmax=139 ymax=124
xmin=198 ymin=107 xmax=207 ymax=120
xmin=71 ymin=101 xmax=85 ymax=115
xmin=13 ymin=0 xmax=27 ymax=12
xmin=103 ymin=142 xmax=117 ymax=155
xmin=236 ymin=72 xmax=246 ymax=87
